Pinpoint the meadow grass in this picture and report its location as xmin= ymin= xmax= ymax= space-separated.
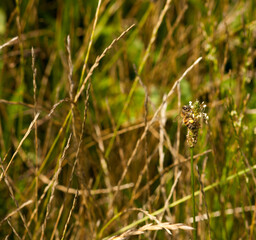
xmin=0 ymin=0 xmax=256 ymax=239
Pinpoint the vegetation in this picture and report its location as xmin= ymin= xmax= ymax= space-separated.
xmin=0 ymin=0 xmax=255 ymax=239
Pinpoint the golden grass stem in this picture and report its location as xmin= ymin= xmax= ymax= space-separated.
xmin=0 ymin=162 xmax=32 ymax=239
xmin=106 ymin=57 xmax=202 ymax=218
xmin=0 ymin=113 xmax=40 ymax=181
xmin=40 ymin=134 xmax=72 ymax=240
xmin=74 ymin=24 xmax=135 ymax=103
xmin=105 ymin=0 xmax=173 ymax=158
xmin=61 ymin=190 xmax=79 ymax=240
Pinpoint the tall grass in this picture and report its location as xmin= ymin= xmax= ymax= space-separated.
xmin=0 ymin=0 xmax=256 ymax=239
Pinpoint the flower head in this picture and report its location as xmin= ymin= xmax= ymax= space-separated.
xmin=181 ymin=100 xmax=208 ymax=148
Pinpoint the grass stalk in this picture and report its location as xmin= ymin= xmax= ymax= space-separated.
xmin=103 ymin=163 xmax=256 ymax=239
xmin=1 ymin=2 xmax=256 ymax=239
xmin=190 ymin=147 xmax=197 ymax=239
xmin=105 ymin=0 xmax=173 ymax=158
xmin=32 ymin=47 xmax=38 ymax=223
xmin=78 ymin=0 xmax=102 ymax=88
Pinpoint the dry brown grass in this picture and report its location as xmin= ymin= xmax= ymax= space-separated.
xmin=0 ymin=0 xmax=256 ymax=239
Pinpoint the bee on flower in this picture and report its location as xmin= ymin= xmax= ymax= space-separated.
xmin=181 ymin=100 xmax=209 ymax=147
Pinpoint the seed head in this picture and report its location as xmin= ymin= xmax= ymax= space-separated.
xmin=181 ymin=100 xmax=208 ymax=148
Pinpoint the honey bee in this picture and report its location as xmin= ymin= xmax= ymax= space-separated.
xmin=180 ymin=101 xmax=208 ymax=147
xmin=181 ymin=105 xmax=197 ymax=130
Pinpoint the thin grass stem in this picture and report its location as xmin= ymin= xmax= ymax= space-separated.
xmin=103 ymin=163 xmax=256 ymax=239
xmin=190 ymin=147 xmax=197 ymax=239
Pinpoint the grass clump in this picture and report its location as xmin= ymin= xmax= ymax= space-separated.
xmin=0 ymin=0 xmax=256 ymax=239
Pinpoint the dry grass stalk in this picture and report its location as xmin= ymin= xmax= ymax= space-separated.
xmin=66 ymin=35 xmax=77 ymax=141
xmin=162 ymin=127 xmax=184 ymax=161
xmin=176 ymin=81 xmax=181 ymax=155
xmin=108 ymin=222 xmax=193 ymax=240
xmin=108 ymin=57 xmax=202 ymax=215
xmin=241 ymin=150 xmax=256 ymax=187
xmin=138 ymin=0 xmax=173 ymax=73
xmin=49 ymin=40 xmax=91 ymax=240
xmin=158 ymin=94 xmax=168 ymax=208
xmin=4 ymin=234 xmax=10 ymax=240
xmin=73 ymin=80 xmax=91 ymax=188
xmin=83 ymin=109 xmax=178 ymax=150
xmin=32 ymin=47 xmax=39 ymax=223
xmin=38 ymin=52 xmax=57 ymax=105
xmin=126 ymin=164 xmax=256 ymax=240
xmin=105 ymin=98 xmax=126 ymax=169
xmin=131 ymin=208 xmax=172 ymax=235
xmin=129 ymin=145 xmax=159 ymax=205
xmin=36 ymin=25 xmax=135 ymax=201
xmin=0 ymin=36 xmax=18 ymax=50
xmin=105 ymin=0 xmax=174 ymax=162
xmin=40 ymin=134 xmax=72 ymax=240
xmin=34 ymin=98 xmax=72 ymax=178
xmin=0 ymin=200 xmax=33 ymax=226
xmin=39 ymin=173 xmax=133 ymax=196
xmin=74 ymin=23 xmax=135 ymax=103
xmin=0 ymin=99 xmax=35 ymax=109
xmin=61 ymin=189 xmax=79 ymax=240
xmin=49 ymin=206 xmax=64 ymax=240
xmin=134 ymin=149 xmax=212 ymax=201
xmin=24 ymin=172 xmax=59 ymax=238
xmin=94 ymin=123 xmax=113 ymax=192
xmin=0 ymin=164 xmax=32 ymax=239
xmin=160 ymin=171 xmax=182 ymax=222
xmin=51 ymin=80 xmax=93 ymax=239
xmin=7 ymin=219 xmax=22 ymax=240
xmin=189 ymin=205 xmax=256 ymax=223
xmin=49 ymin=77 xmax=103 ymax=237
xmin=0 ymin=113 xmax=40 ymax=181
xmin=159 ymin=3 xmax=188 ymax=59
xmin=46 ymin=98 xmax=72 ymax=119
xmin=130 ymin=64 xmax=151 ymax=208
